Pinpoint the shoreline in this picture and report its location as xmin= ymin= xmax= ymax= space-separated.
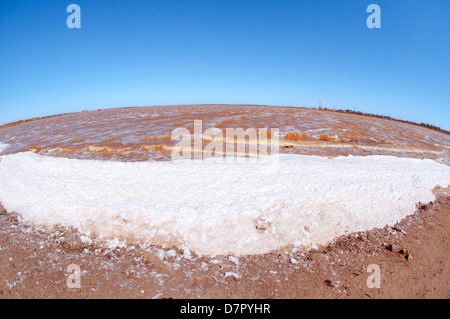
xmin=1 ymin=187 xmax=448 ymax=299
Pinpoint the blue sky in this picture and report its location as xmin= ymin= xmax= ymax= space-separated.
xmin=1 ymin=0 xmax=449 ymax=130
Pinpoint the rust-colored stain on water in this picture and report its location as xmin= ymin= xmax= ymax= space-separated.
xmin=0 ymin=105 xmax=449 ymax=163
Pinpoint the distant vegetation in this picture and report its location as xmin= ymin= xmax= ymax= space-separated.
xmin=0 ymin=109 xmax=102 ymax=130
xmin=317 ymin=106 xmax=449 ymax=135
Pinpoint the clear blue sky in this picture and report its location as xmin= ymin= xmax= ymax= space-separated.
xmin=1 ymin=0 xmax=449 ymax=130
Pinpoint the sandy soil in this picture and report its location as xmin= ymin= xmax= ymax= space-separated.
xmin=0 ymin=187 xmax=448 ymax=299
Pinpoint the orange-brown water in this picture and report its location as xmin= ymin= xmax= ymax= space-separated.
xmin=0 ymin=105 xmax=449 ymax=164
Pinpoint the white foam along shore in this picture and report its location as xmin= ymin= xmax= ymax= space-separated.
xmin=0 ymin=142 xmax=9 ymax=153
xmin=0 ymin=149 xmax=449 ymax=255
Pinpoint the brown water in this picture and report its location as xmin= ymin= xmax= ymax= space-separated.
xmin=0 ymin=105 xmax=449 ymax=164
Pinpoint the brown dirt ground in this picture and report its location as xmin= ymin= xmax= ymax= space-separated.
xmin=0 ymin=187 xmax=448 ymax=299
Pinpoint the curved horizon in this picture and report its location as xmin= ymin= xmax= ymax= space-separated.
xmin=1 ymin=104 xmax=448 ymax=135
xmin=1 ymin=1 xmax=449 ymax=131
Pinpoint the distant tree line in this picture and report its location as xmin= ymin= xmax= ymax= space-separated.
xmin=317 ymin=106 xmax=449 ymax=135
